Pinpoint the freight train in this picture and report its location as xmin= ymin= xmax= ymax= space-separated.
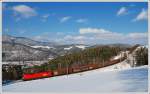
xmin=22 ymin=56 xmax=126 ymax=81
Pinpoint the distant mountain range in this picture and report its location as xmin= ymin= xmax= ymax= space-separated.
xmin=2 ymin=35 xmax=89 ymax=62
xmin=2 ymin=35 xmax=58 ymax=47
xmin=2 ymin=35 xmax=132 ymax=62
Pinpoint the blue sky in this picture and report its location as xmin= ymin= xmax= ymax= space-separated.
xmin=3 ymin=2 xmax=148 ymax=45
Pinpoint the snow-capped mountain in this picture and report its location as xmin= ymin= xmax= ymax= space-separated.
xmin=2 ymin=35 xmax=89 ymax=62
xmin=64 ymin=45 xmax=88 ymax=50
xmin=64 ymin=46 xmax=73 ymax=50
xmin=2 ymin=42 xmax=58 ymax=61
xmin=31 ymin=46 xmax=55 ymax=49
xmin=2 ymin=35 xmax=57 ymax=47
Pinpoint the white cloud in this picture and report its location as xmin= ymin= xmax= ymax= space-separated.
xmin=56 ymin=32 xmax=64 ymax=35
xmin=32 ymin=35 xmax=51 ymax=42
xmin=79 ymin=27 xmax=147 ymax=40
xmin=42 ymin=14 xmax=50 ymax=19
xmin=128 ymin=32 xmax=147 ymax=39
xmin=133 ymin=9 xmax=148 ymax=22
xmin=64 ymin=35 xmax=85 ymax=40
xmin=60 ymin=16 xmax=71 ymax=23
xmin=31 ymin=27 xmax=147 ymax=45
xmin=77 ymin=27 xmax=147 ymax=45
xmin=17 ymin=29 xmax=27 ymax=34
xmin=79 ymin=28 xmax=110 ymax=34
xmin=117 ymin=7 xmax=128 ymax=16
xmin=33 ymin=36 xmax=43 ymax=41
xmin=12 ymin=5 xmax=37 ymax=18
xmin=41 ymin=14 xmax=50 ymax=22
xmin=64 ymin=35 xmax=86 ymax=44
xmin=76 ymin=18 xmax=88 ymax=23
xmin=79 ymin=28 xmax=124 ymax=41
xmin=95 ymin=32 xmax=123 ymax=40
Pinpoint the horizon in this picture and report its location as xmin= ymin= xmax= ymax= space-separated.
xmin=3 ymin=2 xmax=148 ymax=45
xmin=3 ymin=34 xmax=147 ymax=46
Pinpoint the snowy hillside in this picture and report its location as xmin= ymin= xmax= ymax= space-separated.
xmin=75 ymin=45 xmax=87 ymax=50
xmin=111 ymin=45 xmax=147 ymax=68
xmin=64 ymin=46 xmax=73 ymax=50
xmin=3 ymin=66 xmax=148 ymax=92
xmin=63 ymin=45 xmax=88 ymax=50
xmin=31 ymin=46 xmax=55 ymax=49
xmin=126 ymin=45 xmax=147 ymax=67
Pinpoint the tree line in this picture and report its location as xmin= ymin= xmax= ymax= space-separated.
xmin=46 ymin=46 xmax=123 ymax=71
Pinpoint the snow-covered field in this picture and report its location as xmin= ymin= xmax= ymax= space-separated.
xmin=3 ymin=65 xmax=148 ymax=92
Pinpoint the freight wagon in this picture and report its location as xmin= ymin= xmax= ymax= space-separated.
xmin=22 ymin=56 xmax=127 ymax=81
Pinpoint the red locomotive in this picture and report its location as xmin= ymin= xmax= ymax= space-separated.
xmin=23 ymin=71 xmax=53 ymax=80
xmin=22 ymin=66 xmax=53 ymax=81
